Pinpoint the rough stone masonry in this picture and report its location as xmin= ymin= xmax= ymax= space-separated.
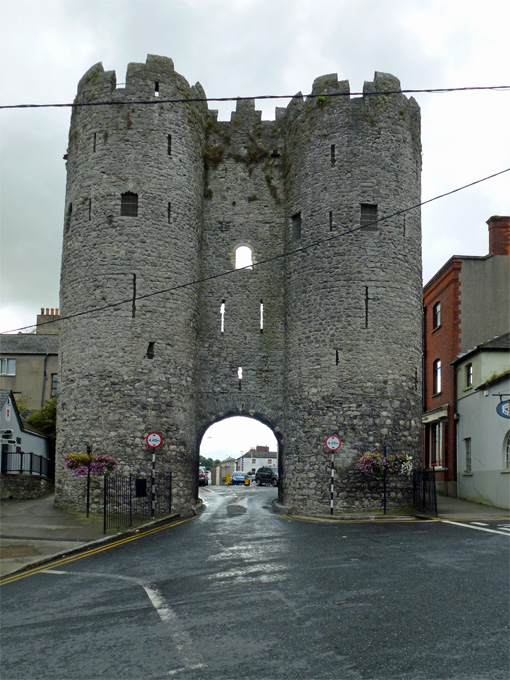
xmin=56 ymin=55 xmax=422 ymax=516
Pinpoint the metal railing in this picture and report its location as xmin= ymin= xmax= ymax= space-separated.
xmin=1 ymin=451 xmax=52 ymax=478
xmin=103 ymin=472 xmax=173 ymax=534
xmin=413 ymin=467 xmax=437 ymax=516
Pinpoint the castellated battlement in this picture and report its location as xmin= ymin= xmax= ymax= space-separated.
xmin=57 ymin=56 xmax=423 ymax=518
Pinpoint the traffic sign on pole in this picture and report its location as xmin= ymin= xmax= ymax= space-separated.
xmin=325 ymin=435 xmax=341 ymax=451
xmin=146 ymin=432 xmax=162 ymax=448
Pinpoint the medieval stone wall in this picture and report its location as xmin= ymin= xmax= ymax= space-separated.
xmin=56 ymin=55 xmax=422 ymax=515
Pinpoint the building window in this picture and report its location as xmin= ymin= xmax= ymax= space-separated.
xmin=433 ymin=359 xmax=441 ymax=394
xmin=432 ymin=302 xmax=441 ymax=329
xmin=292 ymin=212 xmax=302 ymax=239
xmin=465 ymin=363 xmax=473 ymax=388
xmin=51 ymin=374 xmax=58 ymax=396
xmin=0 ymin=358 xmax=16 ymax=375
xmin=360 ymin=204 xmax=378 ymax=231
xmin=235 ymin=246 xmax=253 ymax=270
xmin=430 ymin=422 xmax=442 ymax=467
xmin=464 ymin=438 xmax=472 ymax=472
xmin=121 ymin=192 xmax=138 ymax=217
xmin=504 ymin=433 xmax=510 ymax=470
xmin=65 ymin=203 xmax=73 ymax=233
xmin=252 ymin=458 xmax=256 ymax=464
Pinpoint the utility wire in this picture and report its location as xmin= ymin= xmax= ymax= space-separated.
xmin=3 ymin=167 xmax=509 ymax=336
xmin=1 ymin=85 xmax=509 ymax=110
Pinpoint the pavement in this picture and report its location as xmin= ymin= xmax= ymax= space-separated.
xmin=1 ymin=491 xmax=509 ymax=578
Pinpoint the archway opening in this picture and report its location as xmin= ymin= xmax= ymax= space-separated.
xmin=199 ymin=416 xmax=279 ymax=488
xmin=234 ymin=245 xmax=253 ymax=269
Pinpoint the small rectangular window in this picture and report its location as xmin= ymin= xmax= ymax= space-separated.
xmin=0 ymin=358 xmax=16 ymax=375
xmin=88 ymin=198 xmax=92 ymax=221
xmin=433 ymin=359 xmax=442 ymax=394
xmin=360 ymin=204 xmax=378 ymax=231
xmin=93 ymin=132 xmax=97 ymax=152
xmin=430 ymin=422 xmax=443 ymax=467
xmin=464 ymin=438 xmax=472 ymax=472
xmin=465 ymin=363 xmax=473 ymax=388
xmin=121 ymin=192 xmax=138 ymax=217
xmin=329 ymin=211 xmax=334 ymax=231
xmin=154 ymin=82 xmax=160 ymax=97
xmin=432 ymin=302 xmax=441 ymax=329
xmin=51 ymin=374 xmax=58 ymax=396
xmin=292 ymin=212 xmax=302 ymax=239
xmin=330 ymin=144 xmax=336 ymax=166
xmin=167 ymin=202 xmax=171 ymax=224
xmin=65 ymin=203 xmax=72 ymax=233
xmin=167 ymin=134 xmax=172 ymax=156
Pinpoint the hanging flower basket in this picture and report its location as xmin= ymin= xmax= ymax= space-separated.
xmin=358 ymin=452 xmax=413 ymax=476
xmin=65 ymin=453 xmax=118 ymax=477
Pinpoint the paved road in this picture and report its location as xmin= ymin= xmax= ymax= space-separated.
xmin=1 ymin=486 xmax=509 ymax=679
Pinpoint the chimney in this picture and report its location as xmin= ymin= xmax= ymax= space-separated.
xmin=487 ymin=216 xmax=510 ymax=256
xmin=36 ymin=307 xmax=61 ymax=335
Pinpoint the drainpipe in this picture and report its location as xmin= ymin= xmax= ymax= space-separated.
xmin=41 ymin=353 xmax=49 ymax=407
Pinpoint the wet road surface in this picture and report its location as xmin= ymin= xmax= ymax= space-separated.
xmin=1 ymin=485 xmax=509 ymax=679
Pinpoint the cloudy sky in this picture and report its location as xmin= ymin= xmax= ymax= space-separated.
xmin=1 ymin=0 xmax=508 ymax=457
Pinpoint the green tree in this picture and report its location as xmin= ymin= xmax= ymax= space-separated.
xmin=199 ymin=456 xmax=221 ymax=470
xmin=26 ymin=396 xmax=57 ymax=459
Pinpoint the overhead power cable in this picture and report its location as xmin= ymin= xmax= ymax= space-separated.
xmin=0 ymin=85 xmax=509 ymax=110
xmin=2 ymin=166 xmax=509 ymax=336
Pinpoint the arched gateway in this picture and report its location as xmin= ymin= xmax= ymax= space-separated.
xmin=56 ymin=56 xmax=423 ymax=516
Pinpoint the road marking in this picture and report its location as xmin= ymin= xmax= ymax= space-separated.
xmin=441 ymin=520 xmax=510 ymax=536
xmin=471 ymin=522 xmax=489 ymax=526
xmin=0 ymin=516 xmax=196 ymax=586
xmin=143 ymin=584 xmax=206 ymax=675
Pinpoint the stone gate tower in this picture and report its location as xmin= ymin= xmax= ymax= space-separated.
xmin=56 ymin=55 xmax=422 ymax=515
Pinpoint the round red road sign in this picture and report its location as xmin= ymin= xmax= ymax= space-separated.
xmin=146 ymin=432 xmax=163 ymax=448
xmin=325 ymin=435 xmax=341 ymax=451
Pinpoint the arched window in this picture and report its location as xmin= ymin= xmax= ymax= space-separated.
xmin=121 ymin=192 xmax=138 ymax=217
xmin=504 ymin=431 xmax=510 ymax=470
xmin=235 ymin=245 xmax=253 ymax=270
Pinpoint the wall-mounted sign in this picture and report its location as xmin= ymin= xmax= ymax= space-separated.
xmin=496 ymin=400 xmax=510 ymax=419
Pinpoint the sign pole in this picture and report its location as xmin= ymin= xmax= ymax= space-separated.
xmin=146 ymin=432 xmax=163 ymax=520
xmin=330 ymin=450 xmax=335 ymax=516
xmin=325 ymin=436 xmax=341 ymax=516
xmin=151 ymin=450 xmax=156 ymax=520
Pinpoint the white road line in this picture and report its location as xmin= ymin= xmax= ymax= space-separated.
xmin=441 ymin=520 xmax=510 ymax=536
xmin=471 ymin=522 xmax=489 ymax=526
xmin=143 ymin=585 xmax=206 ymax=674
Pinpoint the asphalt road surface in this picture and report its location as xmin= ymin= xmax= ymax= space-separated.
xmin=1 ymin=486 xmax=509 ymax=680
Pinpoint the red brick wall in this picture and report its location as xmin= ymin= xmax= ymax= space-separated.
xmin=423 ymin=260 xmax=462 ymax=483
xmin=487 ymin=216 xmax=510 ymax=256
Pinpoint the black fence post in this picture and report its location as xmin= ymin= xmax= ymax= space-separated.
xmin=383 ymin=445 xmax=387 ymax=515
xmin=103 ymin=476 xmax=107 ymax=534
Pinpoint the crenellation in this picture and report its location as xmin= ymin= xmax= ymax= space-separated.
xmin=57 ymin=56 xmax=422 ymax=516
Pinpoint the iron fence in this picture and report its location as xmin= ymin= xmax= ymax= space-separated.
xmin=1 ymin=451 xmax=52 ymax=478
xmin=413 ymin=467 xmax=437 ymax=516
xmin=103 ymin=472 xmax=172 ymax=534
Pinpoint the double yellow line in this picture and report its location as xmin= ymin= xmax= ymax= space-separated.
xmin=1 ymin=516 xmax=195 ymax=586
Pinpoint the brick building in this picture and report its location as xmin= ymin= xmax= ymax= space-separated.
xmin=423 ymin=216 xmax=510 ymax=496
